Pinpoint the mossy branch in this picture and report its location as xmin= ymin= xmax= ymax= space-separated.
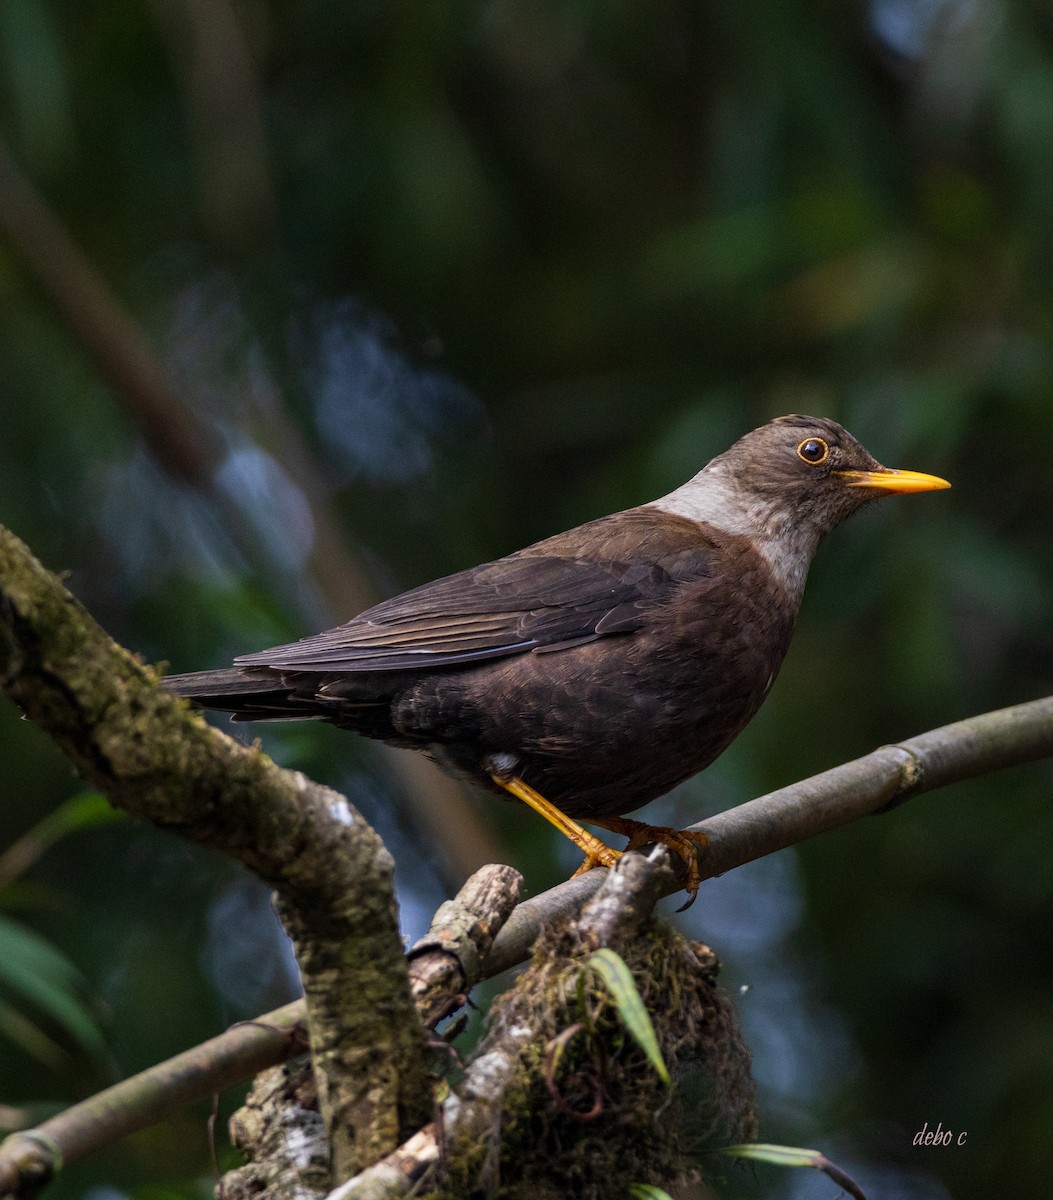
xmin=0 ymin=522 xmax=431 ymax=1185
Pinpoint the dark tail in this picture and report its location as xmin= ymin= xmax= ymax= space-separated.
xmin=163 ymin=667 xmax=319 ymax=722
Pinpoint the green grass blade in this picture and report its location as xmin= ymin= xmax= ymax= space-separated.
xmin=720 ymin=1143 xmax=868 ymax=1199
xmin=721 ymin=1143 xmax=824 ymax=1167
xmin=0 ymin=793 xmax=121 ymax=886
xmin=587 ymin=948 xmax=669 ymax=1085
xmin=0 ymin=915 xmax=106 ymax=1058
xmin=0 ymin=995 xmax=68 ymax=1071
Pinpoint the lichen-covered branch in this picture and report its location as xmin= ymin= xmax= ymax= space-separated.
xmin=221 ymin=865 xmax=525 ymax=1200
xmin=0 ymin=523 xmax=430 ymax=1184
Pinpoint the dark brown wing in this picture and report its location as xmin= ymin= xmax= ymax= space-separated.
xmin=234 ymin=509 xmax=720 ymax=674
xmin=234 ymin=556 xmax=653 ymax=672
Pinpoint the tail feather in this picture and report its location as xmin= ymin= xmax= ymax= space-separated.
xmin=163 ymin=667 xmax=308 ymax=720
xmin=163 ymin=665 xmax=394 ymax=732
xmin=165 ymin=668 xmax=274 ymax=698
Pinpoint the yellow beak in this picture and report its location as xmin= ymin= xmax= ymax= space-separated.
xmin=836 ymin=468 xmax=951 ymax=495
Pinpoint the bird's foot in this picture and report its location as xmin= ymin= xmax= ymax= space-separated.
xmin=592 ymin=817 xmax=708 ymax=909
xmin=570 ymin=841 xmax=623 ymax=877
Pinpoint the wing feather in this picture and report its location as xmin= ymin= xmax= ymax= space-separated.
xmin=234 ymin=512 xmax=720 ymax=674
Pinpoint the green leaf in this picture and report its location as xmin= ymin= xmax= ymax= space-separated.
xmin=0 ymin=915 xmax=106 ymax=1059
xmin=628 ymin=1186 xmax=676 ymax=1200
xmin=0 ymin=792 xmax=122 ymax=886
xmin=587 ymin=948 xmax=670 ymax=1084
xmin=721 ymin=1143 xmax=825 ymax=1167
xmin=0 ymin=995 xmax=68 ymax=1071
xmin=719 ymin=1143 xmax=869 ymax=1200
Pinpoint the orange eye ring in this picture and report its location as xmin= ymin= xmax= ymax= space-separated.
xmin=796 ymin=437 xmax=830 ymax=465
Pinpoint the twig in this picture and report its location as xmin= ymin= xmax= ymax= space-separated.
xmin=485 ymin=693 xmax=1053 ymax=972
xmin=679 ymin=697 xmax=1053 ymax=876
xmin=407 ymin=864 xmax=524 ymax=1027
xmin=0 ymin=1003 xmax=306 ymax=1198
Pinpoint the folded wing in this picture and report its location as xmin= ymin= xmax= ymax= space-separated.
xmin=233 ymin=553 xmax=668 ymax=673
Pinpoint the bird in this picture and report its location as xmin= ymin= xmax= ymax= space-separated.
xmin=165 ymin=414 xmax=949 ymax=900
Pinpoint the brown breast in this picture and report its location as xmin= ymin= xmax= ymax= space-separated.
xmin=391 ymin=519 xmax=799 ymax=820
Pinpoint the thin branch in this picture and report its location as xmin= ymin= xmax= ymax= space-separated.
xmin=486 ymin=693 xmax=1053 ymax=972
xmin=0 ymin=1003 xmax=306 ymax=1198
xmin=682 ymin=696 xmax=1053 ymax=873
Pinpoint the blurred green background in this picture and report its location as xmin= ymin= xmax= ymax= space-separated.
xmin=0 ymin=2 xmax=1051 ymax=1198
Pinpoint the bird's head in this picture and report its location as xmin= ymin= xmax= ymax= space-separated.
xmin=713 ymin=413 xmax=950 ymax=533
xmin=652 ymin=413 xmax=950 ymax=600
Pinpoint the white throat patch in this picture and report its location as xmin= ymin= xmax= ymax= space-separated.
xmin=646 ymin=466 xmax=820 ymax=605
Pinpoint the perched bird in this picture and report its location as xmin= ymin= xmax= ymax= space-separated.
xmin=166 ymin=415 xmax=949 ymax=898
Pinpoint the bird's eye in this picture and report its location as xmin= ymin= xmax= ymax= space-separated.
xmin=796 ymin=437 xmax=830 ymax=465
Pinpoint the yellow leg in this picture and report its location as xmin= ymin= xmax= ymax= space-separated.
xmin=491 ymin=774 xmax=621 ymax=873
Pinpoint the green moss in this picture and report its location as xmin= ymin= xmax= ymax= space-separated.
xmin=438 ymin=919 xmax=757 ymax=1199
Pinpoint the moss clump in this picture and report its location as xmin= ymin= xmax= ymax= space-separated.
xmin=442 ymin=918 xmax=756 ymax=1199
